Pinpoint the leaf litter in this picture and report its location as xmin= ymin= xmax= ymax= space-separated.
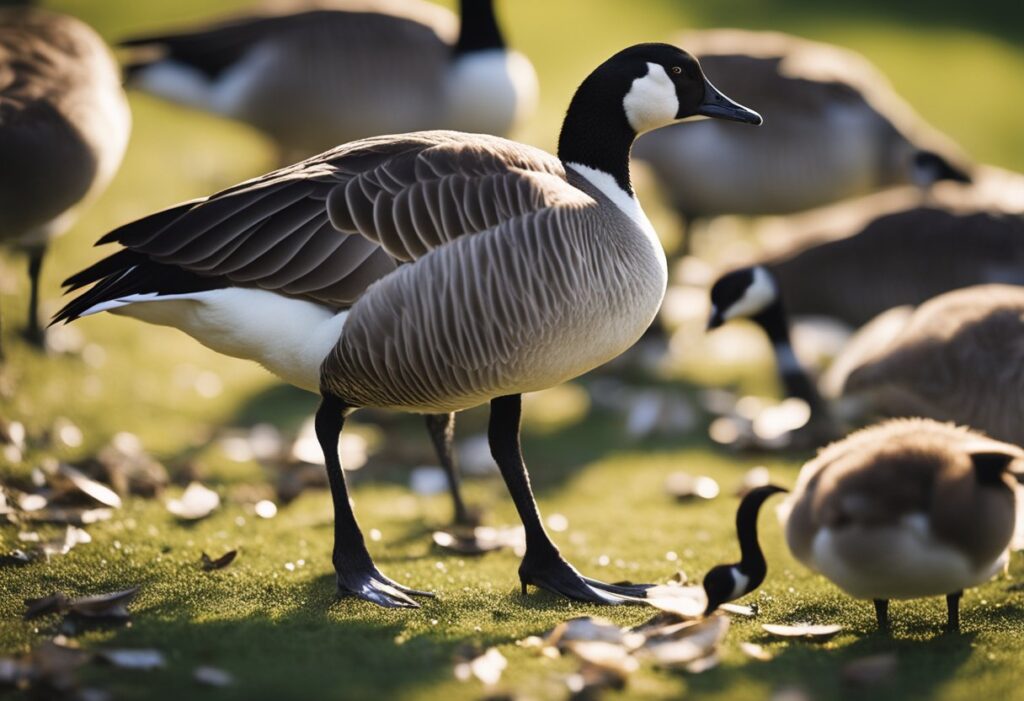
xmin=200 ymin=550 xmax=237 ymax=571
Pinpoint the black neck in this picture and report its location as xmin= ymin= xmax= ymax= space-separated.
xmin=753 ymin=302 xmax=828 ymax=413
xmin=557 ymin=86 xmax=636 ymax=194
xmin=735 ymin=490 xmax=772 ymax=588
xmin=454 ymin=0 xmax=504 ymax=56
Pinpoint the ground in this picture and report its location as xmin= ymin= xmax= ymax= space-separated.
xmin=2 ymin=1 xmax=1024 ymax=700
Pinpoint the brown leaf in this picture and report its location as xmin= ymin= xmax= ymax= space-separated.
xmin=24 ymin=593 xmax=70 ymax=620
xmin=639 ymin=614 xmax=730 ymax=669
xmin=545 ymin=617 xmax=632 ymax=648
xmin=67 ymin=587 xmax=140 ymax=619
xmin=721 ymin=602 xmax=756 ymax=617
xmin=53 ymin=463 xmax=121 ymax=508
xmin=201 ymin=550 xmax=237 ymax=571
xmin=762 ymin=623 xmax=843 ymax=641
xmin=563 ymin=641 xmax=638 ymax=676
xmin=40 ymin=525 xmax=91 ymax=558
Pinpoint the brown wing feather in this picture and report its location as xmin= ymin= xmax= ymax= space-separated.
xmin=70 ymin=131 xmax=572 ymax=310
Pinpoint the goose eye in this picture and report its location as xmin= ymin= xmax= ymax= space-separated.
xmin=670 ymin=66 xmax=683 ymax=75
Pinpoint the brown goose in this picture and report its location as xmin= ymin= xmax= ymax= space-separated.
xmin=781 ymin=418 xmax=1022 ymax=632
xmin=0 ymin=6 xmax=130 ymax=349
xmin=633 ymin=30 xmax=970 ymax=226
xmin=55 ymin=44 xmax=761 ymax=608
xmin=120 ymin=0 xmax=537 ymax=162
xmin=712 ymin=182 xmax=1024 ymax=328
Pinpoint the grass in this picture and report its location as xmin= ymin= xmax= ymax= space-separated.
xmin=2 ymin=0 xmax=1024 ymax=699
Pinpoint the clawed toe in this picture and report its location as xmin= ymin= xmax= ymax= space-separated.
xmin=336 ymin=569 xmax=434 ymax=609
xmin=519 ymin=553 xmax=650 ymax=605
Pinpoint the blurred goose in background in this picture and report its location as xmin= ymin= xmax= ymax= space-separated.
xmin=120 ymin=0 xmax=538 ymax=163
xmin=713 ymin=181 xmax=1024 ymax=328
xmin=710 ymin=274 xmax=1024 ymax=447
xmin=0 ymin=5 xmax=130 ymax=351
xmin=633 ymin=29 xmax=971 ymax=247
xmin=55 ymin=44 xmax=762 ymax=608
xmin=781 ymin=419 xmax=1022 ymax=633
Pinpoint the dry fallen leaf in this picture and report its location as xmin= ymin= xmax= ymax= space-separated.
xmin=665 ymin=473 xmax=720 ymax=501
xmin=566 ymin=661 xmax=627 ymax=699
xmin=721 ymin=603 xmax=756 ymax=617
xmin=166 ymin=482 xmax=220 ymax=521
xmin=454 ymin=647 xmax=507 ymax=686
xmin=97 ymin=649 xmax=166 ymax=670
xmin=643 ymin=585 xmax=707 ymax=619
xmin=545 ymin=617 xmax=633 ymax=648
xmin=842 ymin=653 xmax=897 ymax=686
xmin=563 ymin=640 xmax=638 ymax=676
xmin=432 ymin=526 xmax=526 ymax=557
xmin=194 ymin=666 xmax=235 ymax=687
xmin=40 ymin=526 xmax=91 ymax=559
xmin=201 ymin=550 xmax=238 ymax=571
xmin=24 ymin=593 xmax=70 ymax=620
xmin=762 ymin=623 xmax=843 ymax=641
xmin=740 ymin=641 xmax=773 ymax=661
xmin=52 ymin=463 xmax=122 ymax=509
xmin=639 ymin=614 xmax=730 ymax=669
xmin=67 ymin=587 xmax=141 ymax=620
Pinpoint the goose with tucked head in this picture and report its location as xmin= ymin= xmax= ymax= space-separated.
xmin=56 ymin=43 xmax=760 ymax=609
xmin=782 ymin=418 xmax=1023 ymax=633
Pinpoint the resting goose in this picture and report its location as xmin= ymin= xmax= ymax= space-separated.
xmin=701 ymin=484 xmax=787 ymax=615
xmin=121 ymin=0 xmax=538 ymax=162
xmin=782 ymin=419 xmax=1022 ymax=633
xmin=710 ymin=274 xmax=1024 ymax=447
xmin=0 ymin=6 xmax=130 ymax=349
xmin=55 ymin=44 xmax=762 ymax=608
xmin=633 ymin=29 xmax=971 ymax=230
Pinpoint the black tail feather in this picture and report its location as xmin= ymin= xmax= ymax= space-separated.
xmin=53 ymin=256 xmax=227 ymax=327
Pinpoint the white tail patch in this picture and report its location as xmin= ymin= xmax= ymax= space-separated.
xmin=89 ymin=288 xmax=347 ymax=393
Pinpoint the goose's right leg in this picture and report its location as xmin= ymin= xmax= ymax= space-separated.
xmin=489 ymin=394 xmax=651 ymax=604
xmin=316 ymin=394 xmax=434 ymax=608
xmin=424 ymin=412 xmax=474 ymax=526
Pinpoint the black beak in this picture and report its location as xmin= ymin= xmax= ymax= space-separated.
xmin=707 ymin=307 xmax=724 ymax=331
xmin=697 ymin=78 xmax=763 ymax=125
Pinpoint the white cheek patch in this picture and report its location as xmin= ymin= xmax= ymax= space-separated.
xmin=724 ymin=267 xmax=777 ymax=320
xmin=622 ymin=63 xmax=679 ymax=134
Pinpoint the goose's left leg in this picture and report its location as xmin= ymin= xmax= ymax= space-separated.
xmin=425 ymin=412 xmax=474 ymax=526
xmin=23 ymin=246 xmax=46 ymax=348
xmin=489 ymin=394 xmax=651 ymax=604
xmin=316 ymin=394 xmax=434 ymax=608
xmin=946 ymin=591 xmax=962 ymax=633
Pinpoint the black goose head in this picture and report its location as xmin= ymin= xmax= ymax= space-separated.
xmin=707 ymin=266 xmax=779 ymax=331
xmin=702 ymin=484 xmax=788 ymax=616
xmin=559 ymin=43 xmax=762 ymax=193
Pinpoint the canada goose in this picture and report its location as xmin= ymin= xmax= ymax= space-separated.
xmin=710 ymin=273 xmax=1024 ymax=447
xmin=55 ymin=44 xmax=762 ymax=608
xmin=0 ymin=6 xmax=130 ymax=350
xmin=702 ymin=484 xmax=787 ymax=615
xmin=633 ymin=29 xmax=971 ymax=230
xmin=781 ymin=418 xmax=1022 ymax=632
xmin=120 ymin=0 xmax=538 ymax=162
xmin=711 ymin=186 xmax=1024 ymax=328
